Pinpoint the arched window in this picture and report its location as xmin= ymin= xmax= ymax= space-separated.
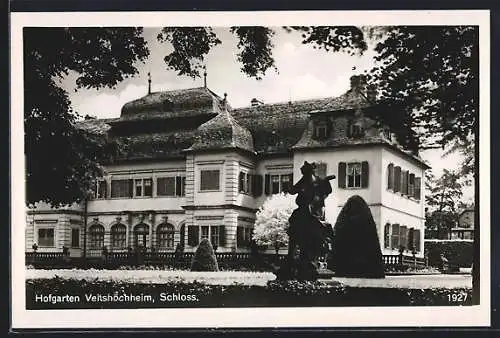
xmin=111 ymin=223 xmax=127 ymax=249
xmin=387 ymin=163 xmax=394 ymax=190
xmin=88 ymin=224 xmax=105 ymax=249
xmin=134 ymin=223 xmax=149 ymax=248
xmin=157 ymin=224 xmax=175 ymax=249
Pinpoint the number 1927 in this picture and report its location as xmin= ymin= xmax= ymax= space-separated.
xmin=447 ymin=293 xmax=468 ymax=302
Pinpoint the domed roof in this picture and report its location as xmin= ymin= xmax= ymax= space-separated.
xmin=188 ymin=105 xmax=255 ymax=153
xmin=119 ymin=87 xmax=223 ymax=121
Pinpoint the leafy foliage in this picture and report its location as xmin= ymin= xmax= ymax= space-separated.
xmin=190 ymin=239 xmax=219 ymax=272
xmin=157 ymin=27 xmax=221 ymax=78
xmin=425 ymin=240 xmax=473 ymax=269
xmin=252 ymin=193 xmax=295 ymax=253
xmin=24 ymin=27 xmax=149 ymax=207
xmin=367 ymin=26 xmax=478 ymax=151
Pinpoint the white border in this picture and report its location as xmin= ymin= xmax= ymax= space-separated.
xmin=11 ymin=10 xmax=491 ymax=328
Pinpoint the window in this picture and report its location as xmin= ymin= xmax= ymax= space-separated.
xmin=89 ymin=224 xmax=104 ymax=249
xmin=349 ymin=122 xmax=364 ymax=138
xmin=315 ymin=162 xmax=327 ymax=179
xmin=187 ymin=225 xmax=225 ymax=248
xmin=200 ymin=170 xmax=220 ymax=191
xmin=201 ymin=226 xmax=209 ymax=241
xmin=134 ymin=223 xmax=149 ymax=248
xmin=179 ymin=224 xmax=185 ymax=247
xmin=237 ymin=226 xmax=253 ymax=248
xmin=239 ymin=172 xmax=253 ymax=194
xmin=314 ymin=122 xmax=328 ymax=139
xmin=96 ymin=180 xmax=107 ymax=199
xmin=111 ymin=179 xmax=132 ymax=198
xmin=38 ymin=228 xmax=54 ymax=247
xmin=400 ymin=225 xmax=408 ymax=250
xmin=210 ymin=226 xmax=220 ymax=247
xmin=338 ymin=162 xmax=369 ymax=189
xmin=157 ymin=224 xmax=175 ymax=249
xmin=384 ymin=224 xmax=421 ymax=252
xmin=265 ymin=173 xmax=293 ymax=195
xmin=414 ymin=177 xmax=422 ymax=200
xmin=111 ymin=223 xmax=127 ymax=249
xmin=157 ymin=176 xmax=185 ymax=197
xmin=134 ymin=178 xmax=152 ymax=197
xmin=71 ymin=228 xmax=80 ymax=248
xmin=271 ymin=175 xmax=280 ymax=194
xmin=408 ymin=173 xmax=415 ymax=197
xmin=347 ymin=163 xmax=362 ymax=188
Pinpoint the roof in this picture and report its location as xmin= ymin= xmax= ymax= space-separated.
xmin=188 ymin=106 xmax=255 ymax=153
xmin=77 ymin=80 xmax=428 ymax=167
xmin=232 ymin=97 xmax=332 ymax=154
xmin=117 ymin=87 xmax=224 ymax=122
xmin=310 ymin=88 xmax=373 ymax=114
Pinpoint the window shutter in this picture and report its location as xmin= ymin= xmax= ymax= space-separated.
xmin=394 ymin=166 xmax=401 ymax=192
xmin=237 ymin=227 xmax=243 ymax=247
xmin=403 ymin=171 xmax=409 ymax=195
xmin=391 ymin=224 xmax=400 ymax=249
xmin=218 ymin=226 xmax=226 ymax=247
xmin=175 ymin=176 xmax=182 ymax=196
xmin=361 ymin=161 xmax=369 ymax=188
xmin=387 ymin=164 xmax=394 ymax=190
xmin=384 ymin=223 xmax=390 ymax=249
xmin=253 ymin=175 xmax=263 ymax=197
xmin=128 ymin=179 xmax=134 ymax=198
xmin=338 ymin=162 xmax=346 ymax=188
xmin=414 ymin=177 xmax=421 ymax=200
xmin=264 ymin=174 xmax=271 ymax=195
xmin=408 ymin=228 xmax=414 ymax=251
xmin=187 ymin=226 xmax=199 ymax=247
xmin=414 ymin=229 xmax=421 ymax=252
xmin=400 ymin=225 xmax=408 ymax=249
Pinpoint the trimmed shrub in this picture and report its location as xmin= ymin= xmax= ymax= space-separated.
xmin=330 ymin=195 xmax=385 ymax=278
xmin=190 ymin=239 xmax=219 ymax=272
xmin=425 ymin=240 xmax=473 ymax=268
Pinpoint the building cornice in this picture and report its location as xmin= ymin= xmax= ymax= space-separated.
xmin=182 ymin=204 xmax=258 ymax=213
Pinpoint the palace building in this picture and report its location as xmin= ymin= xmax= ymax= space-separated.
xmin=25 ymin=75 xmax=430 ymax=258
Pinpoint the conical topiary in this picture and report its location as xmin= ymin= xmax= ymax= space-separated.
xmin=330 ymin=195 xmax=385 ymax=278
xmin=190 ymin=239 xmax=219 ymax=272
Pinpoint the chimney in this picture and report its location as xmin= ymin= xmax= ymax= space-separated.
xmin=366 ymin=84 xmax=377 ymax=102
xmin=251 ymin=98 xmax=264 ymax=106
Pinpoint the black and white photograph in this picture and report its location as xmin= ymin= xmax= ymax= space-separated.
xmin=10 ymin=10 xmax=490 ymax=328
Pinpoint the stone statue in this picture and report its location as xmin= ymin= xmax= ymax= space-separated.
xmin=276 ymin=161 xmax=336 ymax=281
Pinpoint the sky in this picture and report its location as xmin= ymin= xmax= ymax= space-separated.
xmin=60 ymin=27 xmax=474 ymax=203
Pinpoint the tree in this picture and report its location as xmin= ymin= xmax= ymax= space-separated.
xmin=425 ymin=169 xmax=464 ymax=239
xmin=157 ymin=26 xmax=477 ymax=153
xmin=24 ymin=27 xmax=149 ymax=207
xmin=190 ymin=239 xmax=219 ymax=272
xmin=330 ymin=195 xmax=385 ymax=278
xmin=252 ymin=193 xmax=295 ymax=255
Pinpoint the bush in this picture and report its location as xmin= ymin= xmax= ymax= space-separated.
xmin=425 ymin=240 xmax=473 ymax=268
xmin=330 ymin=195 xmax=385 ymax=278
xmin=190 ymin=239 xmax=219 ymax=272
xmin=25 ymin=278 xmax=473 ymax=309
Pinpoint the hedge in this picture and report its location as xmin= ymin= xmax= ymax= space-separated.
xmin=26 ymin=278 xmax=472 ymax=309
xmin=424 ymin=240 xmax=473 ymax=268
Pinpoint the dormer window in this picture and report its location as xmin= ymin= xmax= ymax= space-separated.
xmin=314 ymin=121 xmax=329 ymax=140
xmin=349 ymin=122 xmax=364 ymax=138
